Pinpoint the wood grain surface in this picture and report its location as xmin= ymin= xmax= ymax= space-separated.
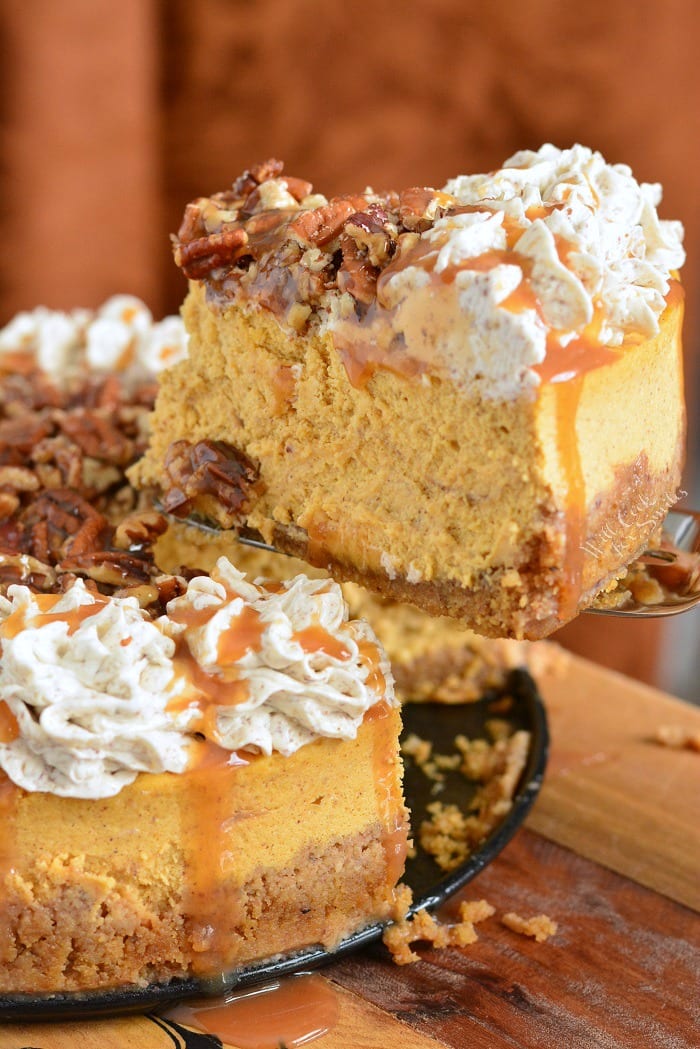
xmin=330 ymin=829 xmax=700 ymax=1049
xmin=533 ymin=654 xmax=700 ymax=909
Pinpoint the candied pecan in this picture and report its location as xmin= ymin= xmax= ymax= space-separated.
xmin=113 ymin=582 xmax=162 ymax=609
xmin=63 ymin=514 xmax=110 ymax=558
xmin=31 ymin=435 xmax=85 ymax=490
xmin=399 ymin=187 xmax=447 ymax=232
xmin=0 ymin=553 xmax=56 ymax=592
xmin=287 ymin=196 xmax=367 ymax=248
xmin=344 ymin=208 xmax=396 ymax=267
xmin=60 ymin=550 xmax=154 ymax=588
xmin=0 ymin=415 xmax=54 ymax=454
xmin=0 ymin=466 xmax=40 ymax=492
xmin=161 ymin=439 xmax=261 ymax=522
xmin=54 ymin=410 xmax=134 ymax=466
xmin=155 ymin=573 xmax=189 ymax=606
xmin=337 ymin=233 xmax=379 ymax=305
xmin=0 ymin=491 xmax=20 ymax=519
xmin=177 ymin=227 xmax=250 ymax=280
xmin=113 ymin=510 xmax=168 ymax=551
xmin=282 ymin=176 xmax=314 ymax=202
xmin=81 ymin=458 xmax=122 ymax=495
xmin=1 ymin=370 xmax=62 ymax=414
xmin=230 ymin=159 xmax=285 ymax=201
xmin=22 ymin=489 xmax=104 ymax=560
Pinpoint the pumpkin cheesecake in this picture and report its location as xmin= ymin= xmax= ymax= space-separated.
xmin=0 ymin=300 xmax=408 ymax=997
xmin=133 ymin=145 xmax=686 ymax=639
xmin=0 ymin=560 xmax=408 ymax=994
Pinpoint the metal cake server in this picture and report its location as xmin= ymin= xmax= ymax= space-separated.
xmin=587 ymin=508 xmax=700 ymax=618
xmin=169 ymin=508 xmax=700 ymax=619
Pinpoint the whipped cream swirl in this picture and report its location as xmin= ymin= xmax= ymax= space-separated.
xmin=0 ymin=560 xmax=392 ymax=797
xmin=0 ymin=581 xmax=194 ymax=798
xmin=165 ymin=558 xmax=393 ymax=758
xmin=366 ymin=144 xmax=685 ymax=400
xmin=0 ymin=294 xmax=188 ymax=383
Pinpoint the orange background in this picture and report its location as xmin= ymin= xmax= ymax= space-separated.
xmin=1 ymin=0 xmax=698 ymax=692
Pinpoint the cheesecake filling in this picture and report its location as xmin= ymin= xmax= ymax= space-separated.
xmin=0 ymin=560 xmax=394 ymax=799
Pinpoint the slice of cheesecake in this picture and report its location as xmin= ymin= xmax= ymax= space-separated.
xmin=133 ymin=146 xmax=686 ymax=640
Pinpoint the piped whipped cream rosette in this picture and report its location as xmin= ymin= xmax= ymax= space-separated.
xmin=164 ymin=558 xmax=394 ymax=758
xmin=334 ymin=143 xmax=685 ymax=399
xmin=0 ymin=559 xmax=394 ymax=798
xmin=0 ymin=581 xmax=195 ymax=798
xmin=0 ymin=293 xmax=188 ymax=384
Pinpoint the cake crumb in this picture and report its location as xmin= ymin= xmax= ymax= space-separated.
xmin=652 ymin=725 xmax=700 ymax=751
xmin=501 ymin=911 xmax=558 ymax=942
xmin=401 ymin=733 xmax=433 ymax=765
xmin=382 ymin=904 xmax=487 ymax=965
xmin=383 ymin=898 xmax=556 ymax=965
xmin=458 ymin=898 xmax=496 ymax=924
xmin=418 ymin=730 xmax=531 ymax=872
xmin=484 ymin=717 xmax=513 ymax=742
xmin=389 ymin=882 xmax=414 ymax=922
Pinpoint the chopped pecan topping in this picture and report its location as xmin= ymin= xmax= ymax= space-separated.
xmin=337 ymin=233 xmax=380 ymax=305
xmin=398 ymin=187 xmax=448 ymax=232
xmin=161 ymin=439 xmax=262 ymax=525
xmin=173 ymin=160 xmax=461 ymax=329
xmin=0 ymin=353 xmax=179 ymax=616
xmin=287 ymin=196 xmax=367 ymax=249
xmin=177 ymin=227 xmax=250 ymax=280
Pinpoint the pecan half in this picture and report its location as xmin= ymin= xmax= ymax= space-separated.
xmin=337 ymin=233 xmax=380 ymax=305
xmin=287 ymin=196 xmax=367 ymax=249
xmin=399 ymin=187 xmax=448 ymax=232
xmin=177 ymin=227 xmax=250 ymax=280
xmin=161 ymin=439 xmax=262 ymax=526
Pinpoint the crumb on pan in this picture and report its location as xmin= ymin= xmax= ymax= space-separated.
xmin=417 ymin=730 xmax=531 ymax=872
xmin=401 ymin=733 xmax=433 ymax=765
xmin=382 ymin=898 xmax=494 ymax=965
xmin=501 ymin=911 xmax=558 ymax=942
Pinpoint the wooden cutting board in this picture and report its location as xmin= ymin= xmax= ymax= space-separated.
xmin=1 ymin=652 xmax=698 ymax=1049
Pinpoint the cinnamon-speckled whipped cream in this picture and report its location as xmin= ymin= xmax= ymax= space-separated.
xmin=330 ymin=144 xmax=685 ymax=399
xmin=0 ymin=559 xmax=393 ymax=798
xmin=0 ymin=294 xmax=188 ymax=383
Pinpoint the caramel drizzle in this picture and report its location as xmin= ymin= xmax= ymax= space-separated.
xmin=0 ymin=594 xmax=110 ymax=641
xmin=549 ymin=377 xmax=586 ymax=623
xmin=163 ymin=973 xmax=340 ymax=1047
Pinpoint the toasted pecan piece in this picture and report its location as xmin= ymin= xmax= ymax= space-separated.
xmin=161 ymin=439 xmax=262 ymax=526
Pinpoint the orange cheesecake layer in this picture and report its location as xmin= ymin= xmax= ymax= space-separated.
xmin=0 ymin=704 xmax=408 ymax=995
xmin=135 ymin=283 xmax=684 ymax=640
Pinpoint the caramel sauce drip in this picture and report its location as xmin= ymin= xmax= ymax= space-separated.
xmin=216 ymin=605 xmax=266 ymax=664
xmin=293 ymin=623 xmax=352 ymax=661
xmin=271 ymin=363 xmax=298 ymax=414
xmin=0 ymin=701 xmax=19 ymax=744
xmin=0 ymin=593 xmax=109 ymax=641
xmin=163 ymin=974 xmax=340 ymax=1048
xmin=168 ymin=601 xmax=266 ymax=731
xmin=179 ymin=757 xmax=251 ymax=974
xmin=334 ymin=324 xmax=425 ymax=389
